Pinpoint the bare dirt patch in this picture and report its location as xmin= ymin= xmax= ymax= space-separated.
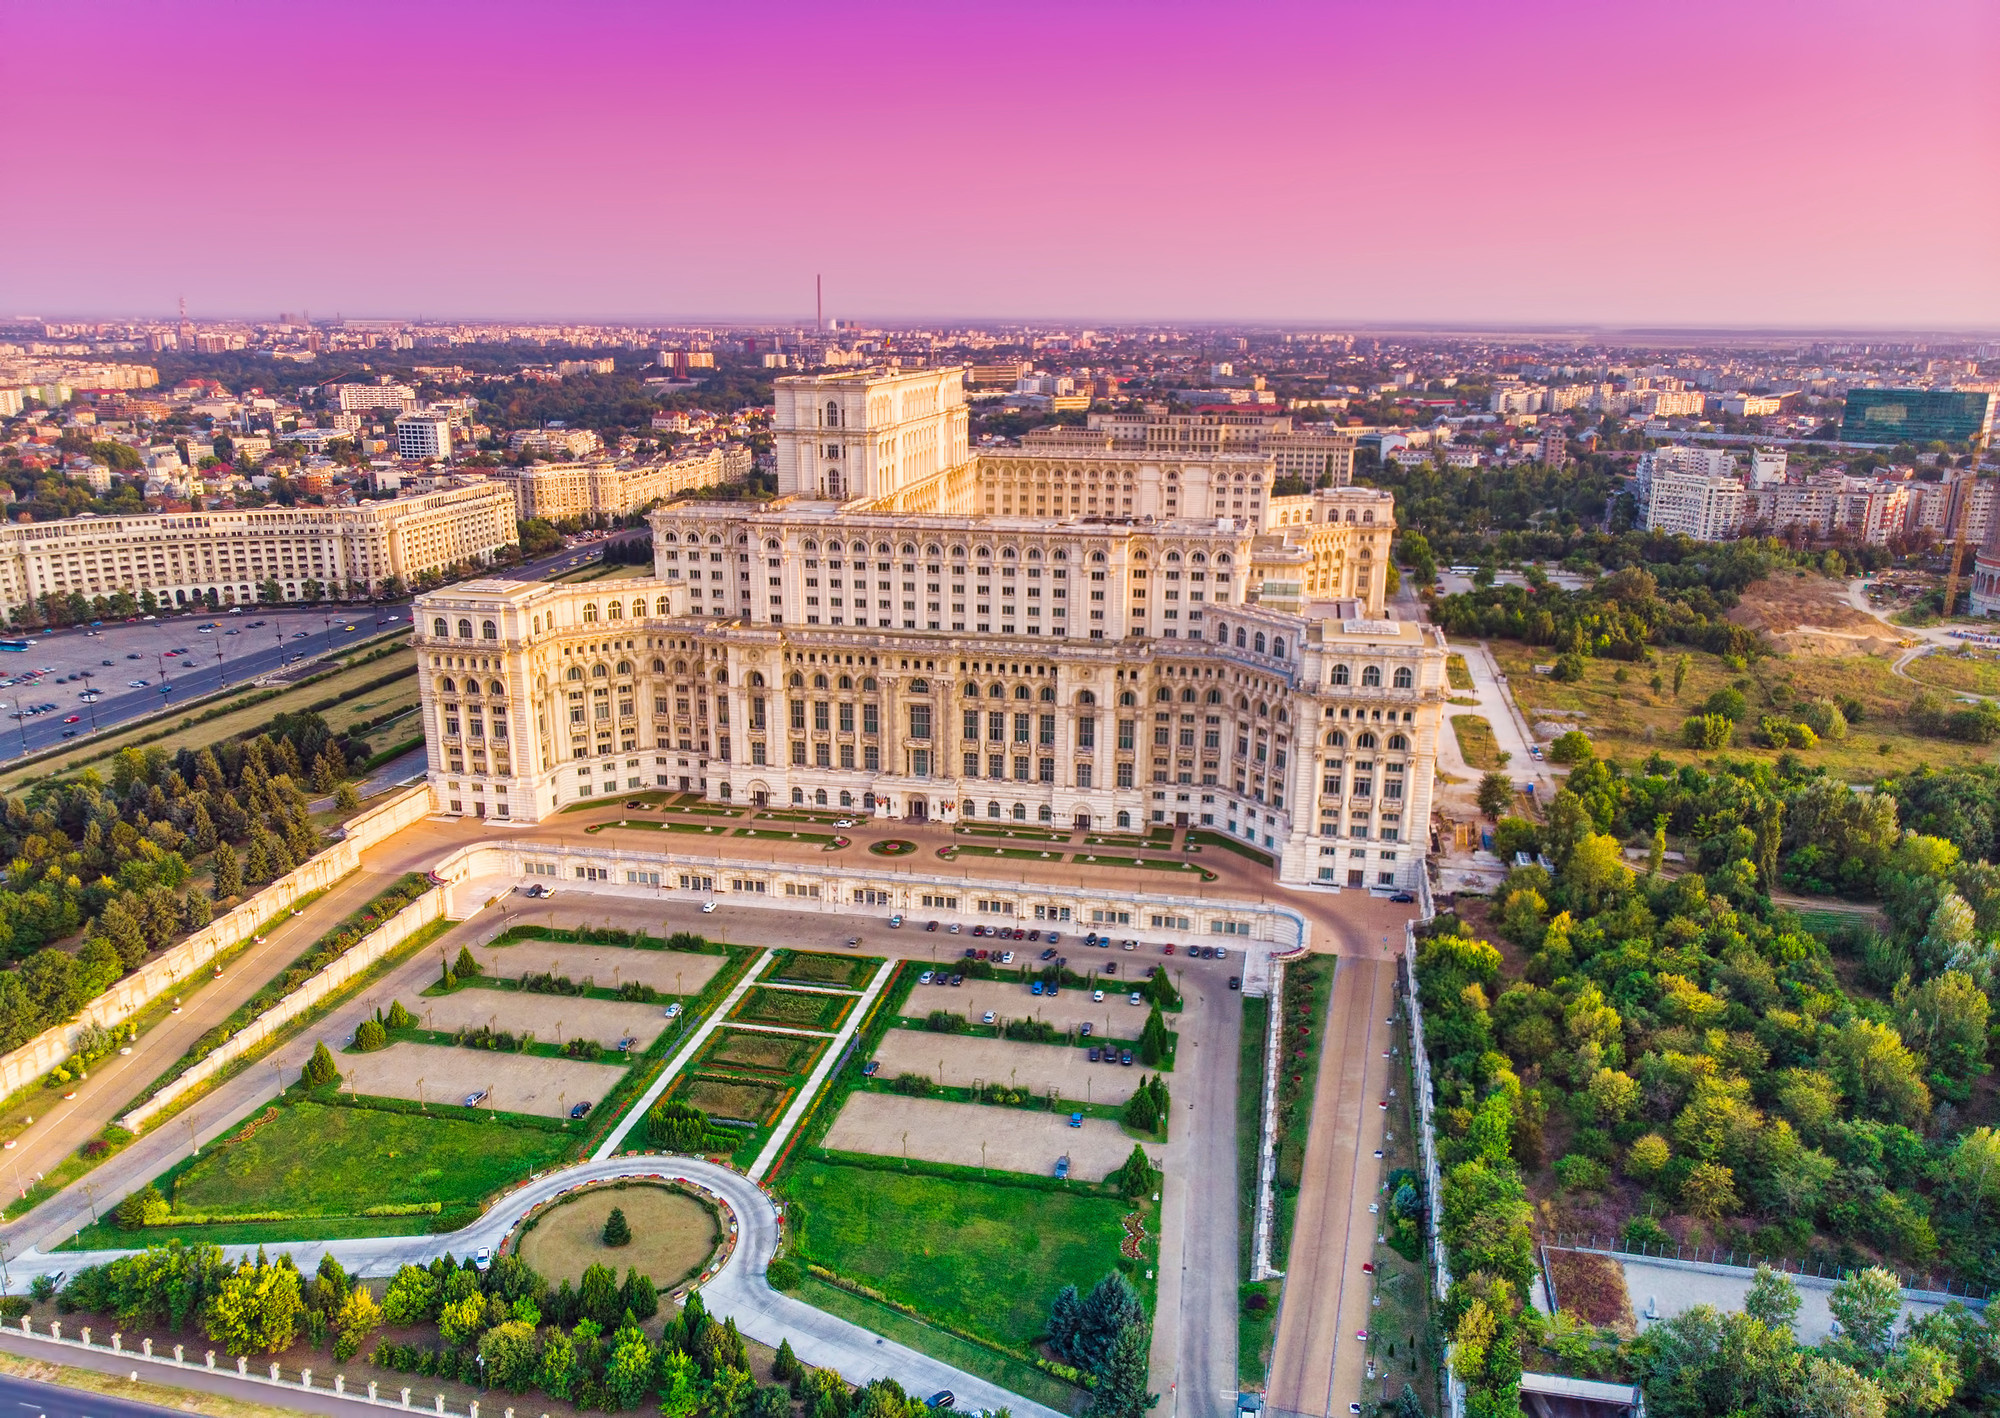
xmin=873 ymin=1030 xmax=1140 ymax=1104
xmin=515 ymin=1183 xmax=721 ymax=1288
xmin=469 ymin=941 xmax=724 ymax=996
xmin=337 ymin=1041 xmax=628 ymax=1118
xmin=911 ymin=976 xmax=1151 ymax=1039
xmin=1545 ymin=1248 xmax=1639 ymax=1335
xmin=1729 ymin=573 xmax=1880 ymax=637
xmin=407 ymin=989 xmax=670 ymax=1050
xmin=823 ymin=1092 xmax=1147 ymax=1182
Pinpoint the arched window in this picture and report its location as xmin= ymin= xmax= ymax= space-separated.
xmin=962 ymin=799 xmax=977 ymax=818
xmin=861 ymin=677 xmax=877 ymax=691
xmin=1038 ymin=805 xmax=1053 ymax=821
xmin=790 ymin=672 xmax=804 ymax=687
xmin=1012 ymin=803 xmax=1027 ymax=821
xmin=1014 ymin=685 xmax=1030 ymax=700
xmin=489 ymin=680 xmax=505 ymax=697
xmin=813 ymin=673 xmax=829 ymax=689
xmin=657 ymin=597 xmax=672 ymax=615
xmin=632 ymin=599 xmax=646 ymax=619
xmin=987 ymin=801 xmax=1002 ymax=819
xmin=989 ymin=684 xmax=1005 ymax=699
xmin=1078 ymin=690 xmax=1096 ymax=706
xmin=616 ymin=660 xmax=633 ymax=675
xmin=1040 ymin=686 xmax=1055 ymax=702
xmin=456 ymin=618 xmax=472 ymax=639
xmin=1119 ymin=691 xmax=1135 ymax=707
xmin=462 ymin=679 xmax=479 ymax=696
xmin=566 ymin=666 xmax=582 ymax=681
xmin=606 ymin=602 xmax=622 ymax=621
xmin=1205 ymin=689 xmax=1221 ymax=705
xmin=440 ymin=676 xmax=457 ymax=693
xmin=1393 ymin=667 xmax=1413 ymax=689
xmin=814 ymin=789 xmax=828 ymax=806
xmin=1235 ymin=628 xmax=1247 ymax=648
xmin=964 ymin=683 xmax=980 ymax=699
xmin=432 ymin=617 xmax=448 ymax=637
xmin=840 ymin=790 xmax=853 ymax=807
xmin=747 ymin=671 xmax=764 ymax=687
xmin=1362 ymin=666 xmax=1382 ymax=687
xmin=481 ymin=620 xmax=498 ymax=640
xmin=825 ymin=400 xmax=840 ymax=427
xmin=1253 ymin=632 xmax=1266 ymax=654
xmin=838 ymin=675 xmax=853 ymax=690
xmin=1116 ymin=810 xmax=1131 ymax=828
xmin=1326 ymin=730 xmax=1346 ymax=747
xmin=582 ymin=603 xmax=598 ymax=623
xmin=592 ymin=664 xmax=608 ymax=678
xmin=1155 ymin=687 xmax=1172 ymax=702
xmin=1180 ymin=688 xmax=1196 ymax=703
xmin=716 ymin=669 xmax=730 ymax=685
xmin=910 ymin=679 xmax=929 ymax=693
xmin=653 ymin=659 xmax=667 ymax=672
xmin=1388 ymin=733 xmax=1408 ymax=750
xmin=1332 ymin=664 xmax=1350 ymax=686
xmin=1357 ymin=732 xmax=1378 ymax=749
xmin=1272 ymin=638 xmax=1286 ymax=659
xmin=792 ymin=787 xmax=805 ymax=804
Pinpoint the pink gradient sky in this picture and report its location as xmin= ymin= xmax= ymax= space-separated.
xmin=4 ymin=0 xmax=1996 ymax=328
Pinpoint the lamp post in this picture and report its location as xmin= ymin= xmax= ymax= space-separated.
xmin=78 ymin=672 xmax=98 ymax=733
xmin=5 ymin=699 xmax=24 ymax=755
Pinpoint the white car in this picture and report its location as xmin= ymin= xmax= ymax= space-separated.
xmin=701 ymin=901 xmax=718 ymax=914
xmin=1092 ymin=989 xmax=1105 ymax=1003
xmin=982 ymin=1011 xmax=996 ymax=1025
xmin=664 ymin=1003 xmax=683 ymax=1019
xmin=473 ymin=1247 xmax=492 ymax=1272
xmin=1128 ymin=992 xmax=1143 ymax=1005
xmin=833 ymin=819 xmax=855 ymax=828
xmin=1000 ymin=950 xmax=1014 ymax=964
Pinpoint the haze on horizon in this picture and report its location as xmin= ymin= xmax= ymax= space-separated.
xmin=4 ymin=0 xmax=1996 ymax=329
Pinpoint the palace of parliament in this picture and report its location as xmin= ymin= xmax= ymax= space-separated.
xmin=413 ymin=368 xmax=1446 ymax=890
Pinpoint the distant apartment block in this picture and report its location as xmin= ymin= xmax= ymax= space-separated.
xmin=492 ymin=447 xmax=751 ymax=522
xmin=332 ymin=382 xmax=418 ymax=413
xmin=0 ymin=482 xmax=517 ymax=613
xmin=1842 ymin=389 xmax=1995 ymax=445
xmin=509 ymin=427 xmax=605 ymax=458
xmin=1720 ymin=393 xmax=1784 ymax=418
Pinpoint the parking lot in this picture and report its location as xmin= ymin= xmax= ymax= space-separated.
xmin=0 ymin=604 xmax=407 ymax=757
xmin=466 ymin=939 xmax=726 ymax=998
xmin=824 ymin=1091 xmax=1144 ymax=1181
xmin=872 ymin=1029 xmax=1142 ymax=1103
xmin=403 ymin=988 xmax=673 ymax=1052
xmin=335 ymin=1040 xmax=629 ymax=1118
xmin=907 ymin=975 xmax=1154 ymax=1039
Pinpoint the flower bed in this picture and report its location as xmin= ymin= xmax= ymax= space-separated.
xmin=868 ymin=839 xmax=918 ymax=857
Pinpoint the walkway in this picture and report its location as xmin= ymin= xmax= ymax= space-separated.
xmin=1265 ymin=958 xmax=1395 ymax=1418
xmin=748 ymin=957 xmax=895 ymax=1180
xmin=8 ymin=1155 xmax=1063 ymax=1418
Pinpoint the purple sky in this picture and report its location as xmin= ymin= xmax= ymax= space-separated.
xmin=4 ymin=0 xmax=1997 ymax=327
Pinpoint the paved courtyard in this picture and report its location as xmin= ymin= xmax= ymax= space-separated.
xmin=401 ymin=988 xmax=672 ymax=1050
xmin=465 ymin=939 xmax=726 ymax=996
xmin=872 ymin=1028 xmax=1142 ymax=1104
xmin=823 ymin=1091 xmax=1145 ymax=1182
xmin=336 ymin=1040 xmax=630 ymax=1118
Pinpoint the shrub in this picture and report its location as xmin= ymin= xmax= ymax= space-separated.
xmin=385 ymin=1001 xmax=415 ymax=1029
xmin=646 ymin=1100 xmax=711 ymax=1152
xmin=303 ymin=1041 xmax=339 ymax=1088
xmin=1681 ymin=714 xmax=1731 ymax=750
xmin=354 ymin=1018 xmax=387 ymax=1052
xmin=453 ymin=946 xmax=481 ymax=978
xmin=1703 ymin=687 xmax=1748 ymax=721
xmin=602 ymin=1207 xmax=631 ymax=1247
xmin=1624 ymin=1133 xmax=1671 ymax=1180
xmin=1547 ymin=730 xmax=1594 ymax=765
xmin=1551 ymin=653 xmax=1586 ymax=683
xmin=889 ymin=1072 xmax=934 ymax=1096
xmin=1553 ymin=1155 xmax=1609 ymax=1191
xmin=114 ymin=1184 xmax=168 ymax=1230
xmin=924 ymin=1010 xmax=969 ymax=1034
xmin=766 ymin=1258 xmax=802 ymax=1292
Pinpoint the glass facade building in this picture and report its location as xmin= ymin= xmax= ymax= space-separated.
xmin=1841 ymin=388 xmax=1994 ymax=445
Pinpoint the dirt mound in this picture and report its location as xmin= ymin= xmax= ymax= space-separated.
xmin=1730 ymin=575 xmax=1879 ymax=636
xmin=1768 ymin=630 xmax=1901 ymax=657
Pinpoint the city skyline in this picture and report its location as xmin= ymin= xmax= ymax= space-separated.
xmin=6 ymin=0 xmax=1998 ymax=328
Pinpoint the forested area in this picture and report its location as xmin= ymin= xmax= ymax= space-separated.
xmin=0 ymin=712 xmax=365 ymax=1056
xmin=1420 ymin=742 xmax=2000 ymax=1418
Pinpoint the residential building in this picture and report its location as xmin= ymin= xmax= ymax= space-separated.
xmin=1749 ymin=447 xmax=1788 ymax=487
xmin=394 ymin=412 xmax=453 ymax=461
xmin=490 ymin=447 xmax=752 ymax=522
xmin=1842 ymin=389 xmax=1995 ymax=445
xmin=412 ymin=367 xmax=1443 ymax=890
xmin=0 ymin=482 xmax=516 ymax=613
xmin=508 ymin=427 xmax=605 ymax=458
xmin=1720 ymin=393 xmax=1783 ymax=418
xmin=332 ymin=381 xmax=418 ymax=413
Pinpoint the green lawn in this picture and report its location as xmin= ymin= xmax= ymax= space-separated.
xmin=783 ymin=1156 xmax=1135 ymax=1352
xmin=1186 ymin=830 xmax=1276 ymax=869
xmin=167 ymin=1099 xmax=572 ymax=1222
xmin=1449 ymin=713 xmax=1505 ymax=769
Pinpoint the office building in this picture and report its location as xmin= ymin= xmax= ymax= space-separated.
xmin=1842 ymin=389 xmax=1995 ymax=445
xmin=0 ymin=483 xmax=516 ymax=613
xmin=413 ymin=367 xmax=1443 ymax=889
xmin=394 ymin=412 xmax=453 ymax=461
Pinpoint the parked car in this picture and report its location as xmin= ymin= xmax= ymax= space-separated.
xmin=1088 ymin=1047 xmax=1101 ymax=1062
xmin=947 ymin=924 xmax=960 ymax=934
xmin=862 ymin=1061 xmax=879 ymax=1076
xmin=920 ymin=970 xmax=935 ymax=985
xmin=982 ymin=1011 xmax=995 ymax=1025
xmin=1120 ymin=1051 xmax=1134 ymax=1066
xmin=927 ymin=1394 xmax=954 ymax=1412
xmin=1039 ymin=948 xmax=1057 ymax=961
xmin=1163 ymin=943 xmax=1175 ymax=955
xmin=1103 ymin=962 xmax=1117 ymax=975
xmin=926 ymin=920 xmax=939 ymax=932
xmin=1047 ymin=932 xmax=1061 ymax=946
xmin=570 ymin=1101 xmax=593 ymax=1119
xmin=1053 ymin=1157 xmax=1069 ymax=1181
xmin=1390 ymin=891 xmax=1416 ymax=904
xmin=473 ymin=1247 xmax=492 ymax=1272
xmin=663 ymin=1003 xmax=683 ymax=1019
xmin=1080 ymin=1021 xmax=1092 ymax=1037
xmin=464 ymin=1091 xmax=487 ymax=1108
xmin=1026 ymin=929 xmax=1041 ymax=942
xmin=1069 ymin=1112 xmax=1084 ymax=1128
xmin=1229 ymin=976 xmax=1242 ymax=991
xmin=1031 ymin=980 xmax=1044 ymax=996
xmin=833 ymin=819 xmax=855 ymax=828
xmin=1128 ymin=992 xmax=1143 ymax=1005
xmin=999 ymin=950 xmax=1013 ymax=964
xmin=888 ymin=914 xmax=904 ymax=928
xmin=701 ymin=901 xmax=718 ymax=913
xmin=1092 ymin=989 xmax=1105 ymax=1003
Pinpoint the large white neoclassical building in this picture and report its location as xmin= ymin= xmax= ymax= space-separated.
xmin=413 ymin=368 xmax=1446 ymax=890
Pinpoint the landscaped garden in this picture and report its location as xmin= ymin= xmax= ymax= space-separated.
xmin=513 ymin=1180 xmax=721 ymax=1290
xmin=730 ymin=987 xmax=856 ymax=1032
xmin=767 ymin=951 xmax=878 ymax=990
xmin=867 ymin=839 xmax=918 ymax=856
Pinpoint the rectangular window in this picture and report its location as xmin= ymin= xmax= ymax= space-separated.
xmin=1039 ymin=713 xmax=1056 ymax=746
xmin=909 ymin=705 xmax=932 ymax=739
xmin=790 ymin=700 xmax=805 ymax=731
xmin=964 ymin=752 xmax=981 ymax=776
xmin=1116 ymin=762 xmax=1134 ymax=788
xmin=864 ymin=745 xmax=880 ymax=770
xmin=751 ymin=697 xmax=766 ymax=730
xmin=791 ymin=741 xmax=806 ymax=765
xmin=863 ymin=703 xmax=879 ymax=735
xmin=815 ymin=742 xmax=830 ymax=767
xmin=814 ymin=701 xmax=830 ymax=732
xmin=1078 ymin=716 xmax=1096 ymax=749
xmin=1039 ymin=757 xmax=1055 ymax=783
xmin=989 ymin=711 xmax=1005 ymax=741
xmin=964 ymin=709 xmax=981 ymax=740
xmin=1118 ymin=720 xmax=1135 ymax=750
xmin=1076 ymin=763 xmax=1093 ymax=788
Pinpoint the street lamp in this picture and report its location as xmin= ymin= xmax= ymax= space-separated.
xmin=4 ymin=699 xmax=23 ymax=755
xmin=78 ymin=672 xmax=98 ymax=733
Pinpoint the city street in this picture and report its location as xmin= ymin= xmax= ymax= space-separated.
xmin=0 ymin=606 xmax=409 ymax=760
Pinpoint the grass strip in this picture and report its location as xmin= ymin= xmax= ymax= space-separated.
xmin=794 ymin=1275 xmax=1086 ymax=1415
xmin=1449 ymin=713 xmax=1504 ymax=770
xmin=123 ymin=873 xmax=432 ymax=1113
xmin=1187 ymin=829 xmax=1277 ymax=869
xmin=1236 ymin=994 xmax=1275 ymax=1387
xmin=1271 ymin=955 xmax=1335 ymax=1270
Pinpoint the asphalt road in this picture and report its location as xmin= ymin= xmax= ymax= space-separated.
xmin=0 ymin=1368 xmax=191 ymax=1418
xmin=0 ymin=607 xmax=408 ymax=761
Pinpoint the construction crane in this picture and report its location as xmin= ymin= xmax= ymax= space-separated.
xmin=1939 ymin=430 xmax=1990 ymax=619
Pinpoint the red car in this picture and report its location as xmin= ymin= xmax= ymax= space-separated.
xmin=62 ymin=715 xmax=79 ymax=723
xmin=1163 ymin=943 xmax=1175 ymax=955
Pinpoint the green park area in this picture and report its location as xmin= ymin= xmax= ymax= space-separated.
xmin=780 ymin=1154 xmax=1137 ymax=1354
xmin=62 ymin=1098 xmax=576 ymax=1249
